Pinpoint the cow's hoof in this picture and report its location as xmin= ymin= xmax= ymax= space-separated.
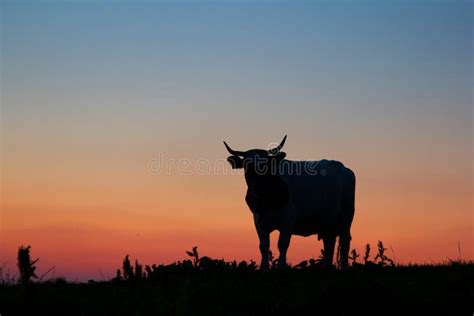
xmin=340 ymin=263 xmax=349 ymax=271
xmin=277 ymin=261 xmax=289 ymax=269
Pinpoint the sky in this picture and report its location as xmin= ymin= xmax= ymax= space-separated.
xmin=1 ymin=0 xmax=472 ymax=280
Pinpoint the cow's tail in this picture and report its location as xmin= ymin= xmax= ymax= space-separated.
xmin=344 ymin=168 xmax=356 ymax=223
xmin=339 ymin=167 xmax=355 ymax=269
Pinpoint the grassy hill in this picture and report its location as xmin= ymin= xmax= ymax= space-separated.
xmin=1 ymin=247 xmax=472 ymax=316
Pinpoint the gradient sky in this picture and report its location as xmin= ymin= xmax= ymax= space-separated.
xmin=1 ymin=0 xmax=472 ymax=280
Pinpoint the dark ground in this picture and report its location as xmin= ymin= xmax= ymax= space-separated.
xmin=1 ymin=263 xmax=473 ymax=316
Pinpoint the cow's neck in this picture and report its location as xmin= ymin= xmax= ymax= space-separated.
xmin=244 ymin=168 xmax=289 ymax=214
xmin=245 ymin=169 xmax=286 ymax=197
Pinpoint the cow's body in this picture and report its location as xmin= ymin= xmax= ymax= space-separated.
xmin=224 ymin=136 xmax=356 ymax=269
xmin=248 ymin=159 xmax=355 ymax=239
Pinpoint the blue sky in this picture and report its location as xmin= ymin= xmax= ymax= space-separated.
xmin=2 ymin=0 xmax=472 ymax=164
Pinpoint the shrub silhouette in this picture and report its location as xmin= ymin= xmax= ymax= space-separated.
xmin=294 ymin=260 xmax=308 ymax=269
xmin=122 ymin=255 xmax=134 ymax=280
xmin=349 ymin=249 xmax=359 ymax=263
xmin=186 ymin=246 xmax=200 ymax=268
xmin=120 ymin=255 xmax=147 ymax=282
xmin=113 ymin=269 xmax=122 ymax=282
xmin=363 ymin=243 xmax=371 ymax=265
xmin=374 ymin=240 xmax=394 ymax=267
xmin=17 ymin=245 xmax=38 ymax=285
xmin=349 ymin=248 xmax=361 ymax=267
xmin=135 ymin=260 xmax=144 ymax=279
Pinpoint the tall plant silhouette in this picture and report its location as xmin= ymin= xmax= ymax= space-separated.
xmin=135 ymin=260 xmax=144 ymax=280
xmin=186 ymin=246 xmax=200 ymax=268
xmin=363 ymin=243 xmax=371 ymax=265
xmin=121 ymin=255 xmax=145 ymax=281
xmin=122 ymin=255 xmax=134 ymax=280
xmin=374 ymin=241 xmax=394 ymax=267
xmin=17 ymin=245 xmax=38 ymax=285
xmin=349 ymin=249 xmax=360 ymax=265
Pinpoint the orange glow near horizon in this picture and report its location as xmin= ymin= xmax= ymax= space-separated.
xmin=1 ymin=150 xmax=472 ymax=280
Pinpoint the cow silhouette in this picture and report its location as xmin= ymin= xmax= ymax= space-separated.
xmin=224 ymin=135 xmax=356 ymax=269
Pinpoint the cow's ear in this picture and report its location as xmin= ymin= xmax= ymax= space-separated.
xmin=227 ymin=155 xmax=244 ymax=169
xmin=273 ymin=151 xmax=286 ymax=161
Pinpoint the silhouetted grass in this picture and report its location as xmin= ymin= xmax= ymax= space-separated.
xmin=0 ymin=245 xmax=472 ymax=316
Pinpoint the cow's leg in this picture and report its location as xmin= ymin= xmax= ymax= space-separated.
xmin=323 ymin=236 xmax=336 ymax=268
xmin=277 ymin=231 xmax=291 ymax=268
xmin=257 ymin=231 xmax=270 ymax=270
xmin=339 ymin=231 xmax=352 ymax=270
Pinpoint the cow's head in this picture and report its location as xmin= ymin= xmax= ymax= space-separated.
xmin=223 ymin=135 xmax=287 ymax=174
xmin=223 ymin=135 xmax=289 ymax=213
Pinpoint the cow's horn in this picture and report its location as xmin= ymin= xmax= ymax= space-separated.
xmin=268 ymin=135 xmax=287 ymax=155
xmin=223 ymin=141 xmax=245 ymax=156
